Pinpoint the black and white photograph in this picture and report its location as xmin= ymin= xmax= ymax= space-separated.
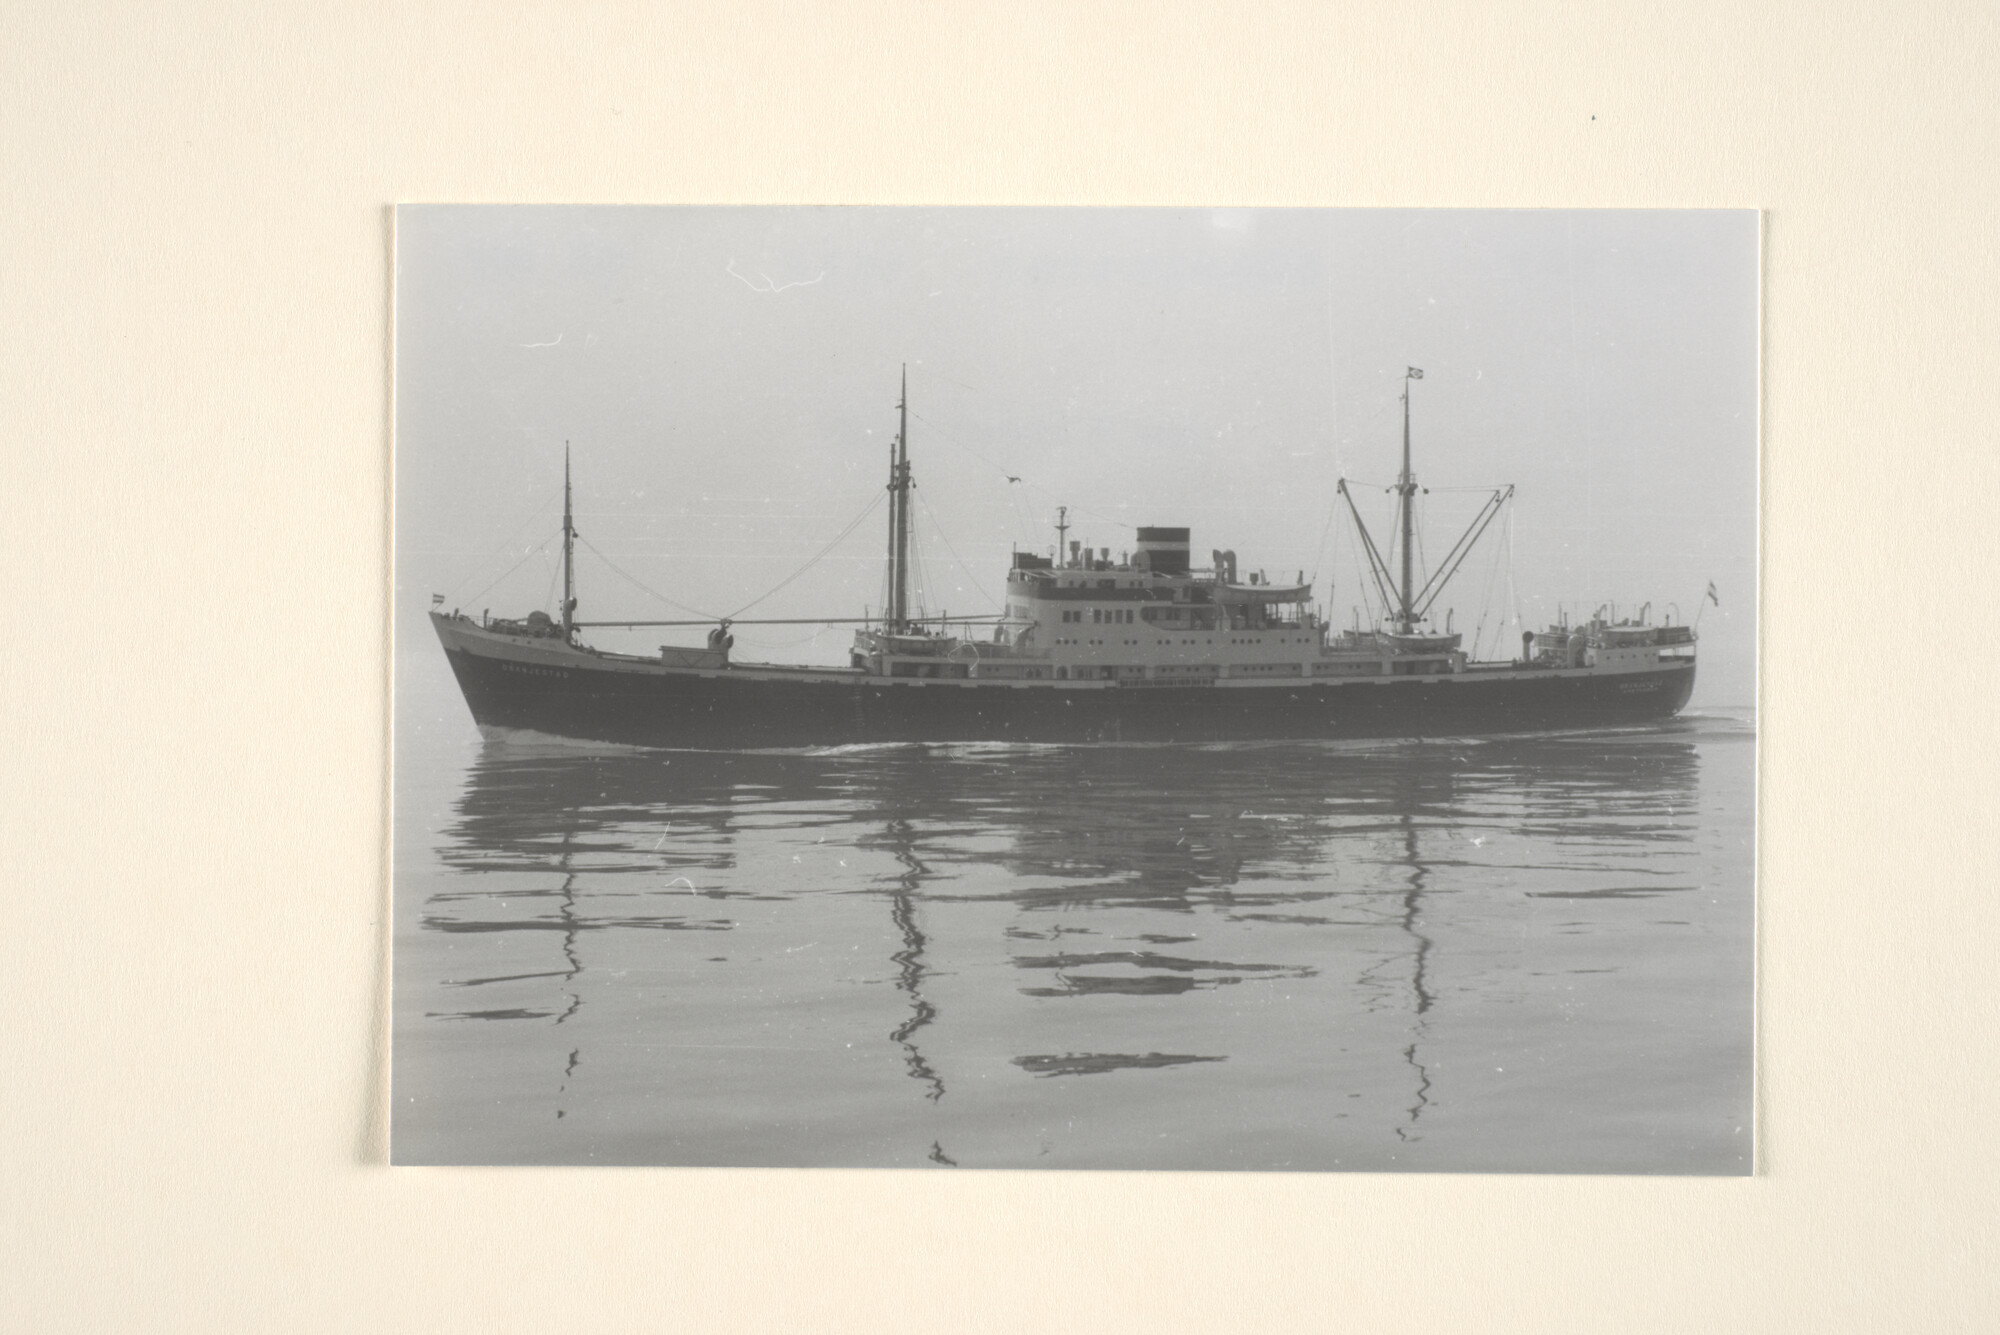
xmin=392 ymin=206 xmax=1757 ymax=1171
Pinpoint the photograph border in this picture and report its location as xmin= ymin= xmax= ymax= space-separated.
xmin=6 ymin=3 xmax=1992 ymax=1330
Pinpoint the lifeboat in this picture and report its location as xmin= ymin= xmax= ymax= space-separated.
xmin=1383 ymin=631 xmax=1463 ymax=654
xmin=1213 ymin=581 xmax=1314 ymax=605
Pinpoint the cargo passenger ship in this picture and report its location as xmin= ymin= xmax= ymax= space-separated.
xmin=429 ymin=369 xmax=1696 ymax=747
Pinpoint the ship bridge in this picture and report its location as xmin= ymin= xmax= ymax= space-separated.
xmin=978 ymin=526 xmax=1336 ymax=682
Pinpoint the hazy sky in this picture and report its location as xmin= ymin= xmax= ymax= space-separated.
xmin=396 ymin=207 xmax=1756 ymax=705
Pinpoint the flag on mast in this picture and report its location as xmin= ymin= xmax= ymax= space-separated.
xmin=1706 ymin=581 xmax=1720 ymax=607
xmin=1407 ymin=367 xmax=1424 ymax=379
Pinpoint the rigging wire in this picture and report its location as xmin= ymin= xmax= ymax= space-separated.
xmin=909 ymin=512 xmax=929 ymax=621
xmin=1470 ymin=513 xmax=1508 ymax=659
xmin=907 ymin=405 xmax=1132 ymax=533
xmin=1470 ymin=540 xmax=1495 ymax=658
xmin=1338 ymin=486 xmax=1391 ymax=626
xmin=1381 ymin=486 xmax=1405 ymax=616
xmin=1414 ymin=491 xmax=1430 ymax=610
xmin=878 ymin=538 xmax=893 ymax=624
xmin=1059 ymin=499 xmax=1137 ymax=533
xmin=733 ymin=625 xmax=833 ymax=651
xmin=911 ymin=363 xmax=987 ymax=395
xmin=441 ymin=482 xmax=563 ymax=605
xmin=1340 ymin=516 xmax=1378 ymax=628
xmin=914 ymin=487 xmax=1001 ymax=613
xmin=1308 ymin=497 xmax=1339 ymax=596
xmin=459 ymin=530 xmax=560 ymax=609
xmin=907 ymin=407 xmax=1022 ymax=489
xmin=541 ymin=547 xmax=562 ymax=617
xmin=1504 ymin=505 xmax=1522 ymax=631
xmin=916 ymin=533 xmax=940 ymax=621
xmin=727 ymin=491 xmax=885 ymax=620
xmin=1008 ymin=480 xmax=1043 ymax=555
xmin=575 ymin=534 xmax=721 ymax=621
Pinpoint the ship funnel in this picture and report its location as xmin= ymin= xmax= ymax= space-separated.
xmin=1135 ymin=526 xmax=1190 ymax=576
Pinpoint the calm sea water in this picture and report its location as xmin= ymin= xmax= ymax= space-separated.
xmin=392 ymin=655 xmax=1753 ymax=1172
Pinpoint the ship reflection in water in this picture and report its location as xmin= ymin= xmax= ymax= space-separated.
xmin=392 ymin=709 xmax=1754 ymax=1172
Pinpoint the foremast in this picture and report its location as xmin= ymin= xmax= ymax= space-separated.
xmin=886 ymin=365 xmax=913 ymax=633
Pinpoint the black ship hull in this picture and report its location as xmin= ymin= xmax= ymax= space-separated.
xmin=436 ymin=621 xmax=1696 ymax=750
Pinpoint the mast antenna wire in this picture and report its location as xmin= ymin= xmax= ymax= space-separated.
xmin=1469 ymin=502 xmax=1513 ymax=659
xmin=908 ymin=407 xmax=1024 ymax=489
xmin=1414 ymin=491 xmax=1430 ymax=608
xmin=1308 ymin=495 xmax=1340 ymax=595
xmin=1408 ymin=486 xmax=1514 ymax=622
xmin=542 ymin=545 xmax=563 ymax=618
xmin=575 ymin=534 xmax=721 ymax=620
xmin=1337 ymin=479 xmax=1400 ymax=616
xmin=728 ymin=491 xmax=886 ymax=620
xmin=443 ymin=477 xmax=567 ymax=605
xmin=915 ymin=487 xmax=1001 ymax=613
xmin=904 ymin=495 xmax=931 ymax=622
xmin=908 ymin=405 xmax=1133 ymax=533
xmin=459 ymin=529 xmax=561 ymax=609
xmin=731 ymin=625 xmax=834 ymax=652
xmin=1337 ymin=504 xmax=1380 ymax=627
xmin=1505 ymin=505 xmax=1522 ymax=629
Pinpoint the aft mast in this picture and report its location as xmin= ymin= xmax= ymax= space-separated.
xmin=887 ymin=366 xmax=913 ymax=633
xmin=561 ymin=443 xmax=576 ymax=644
xmin=1336 ymin=367 xmax=1509 ymax=641
xmin=1397 ymin=367 xmax=1421 ymax=633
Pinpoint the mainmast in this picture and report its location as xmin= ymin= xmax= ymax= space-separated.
xmin=883 ymin=411 xmax=898 ymax=627
xmin=887 ymin=366 xmax=913 ymax=632
xmin=1396 ymin=367 xmax=1422 ymax=632
xmin=561 ymin=443 xmax=576 ymax=643
xmin=1336 ymin=369 xmax=1511 ymax=642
